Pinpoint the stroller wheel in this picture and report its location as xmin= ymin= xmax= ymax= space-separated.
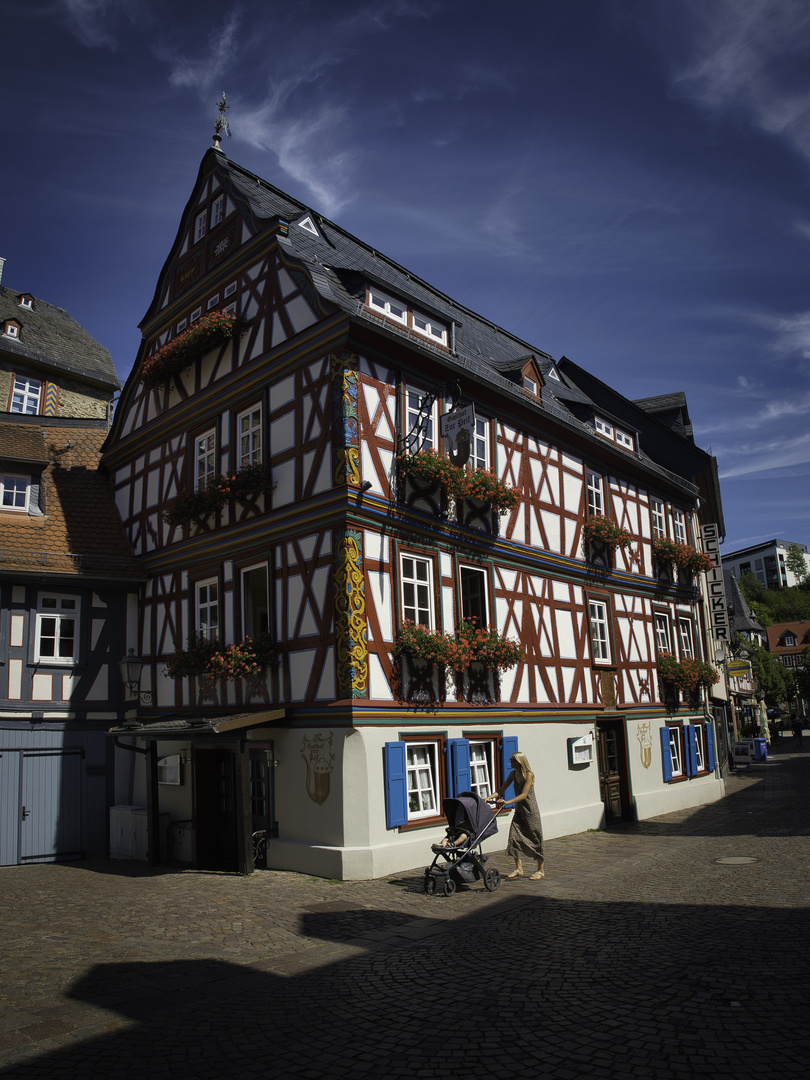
xmin=424 ymin=871 xmax=437 ymax=895
xmin=442 ymin=876 xmax=457 ymax=897
xmin=484 ymin=868 xmax=501 ymax=892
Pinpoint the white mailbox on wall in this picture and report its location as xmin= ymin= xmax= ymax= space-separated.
xmin=568 ymin=732 xmax=595 ymax=767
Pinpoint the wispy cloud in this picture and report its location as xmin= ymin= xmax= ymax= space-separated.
xmin=167 ymin=11 xmax=241 ymax=93
xmin=671 ymin=0 xmax=810 ymax=166
xmin=59 ymin=0 xmax=132 ymax=48
xmin=717 ymin=429 xmax=810 ymax=479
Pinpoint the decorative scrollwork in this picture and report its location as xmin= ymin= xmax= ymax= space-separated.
xmin=334 ymin=529 xmax=368 ymax=698
xmin=331 ymin=352 xmax=361 ymax=486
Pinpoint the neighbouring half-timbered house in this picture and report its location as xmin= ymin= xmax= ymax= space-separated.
xmin=103 ymin=143 xmax=726 ymax=879
xmin=0 ymin=276 xmax=142 ymax=865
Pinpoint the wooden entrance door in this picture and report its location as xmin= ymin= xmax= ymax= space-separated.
xmin=596 ymin=719 xmax=632 ymax=824
xmin=193 ymin=749 xmax=238 ymax=872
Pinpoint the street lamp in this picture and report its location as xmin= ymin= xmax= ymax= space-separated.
xmin=119 ymin=649 xmax=154 ymax=706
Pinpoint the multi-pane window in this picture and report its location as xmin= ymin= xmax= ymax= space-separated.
xmin=678 ymin=618 xmax=694 ymax=659
xmin=615 ymin=428 xmax=634 ymax=450
xmin=35 ymin=594 xmax=79 ymax=664
xmin=673 ymin=510 xmax=687 ymax=544
xmin=196 ymin=579 xmax=219 ymax=639
xmin=401 ymin=554 xmax=433 ymax=628
xmin=587 ymin=471 xmax=604 ymax=516
xmin=406 ymin=387 xmax=435 ymax=451
xmin=523 ymin=375 xmax=538 ymax=394
xmin=406 ymin=743 xmax=439 ymax=818
xmin=11 ymin=376 xmax=41 ymax=414
xmin=194 ymin=211 xmax=206 ymax=242
xmin=693 ymin=724 xmax=705 ymax=772
xmin=367 ymin=287 xmax=448 ymax=345
xmin=368 ymin=287 xmax=407 ymax=324
xmin=595 ymin=417 xmax=614 ymax=439
xmin=666 ymin=725 xmax=684 ymax=778
xmin=589 ymin=599 xmax=611 ymax=663
xmin=650 ymin=499 xmax=666 ymax=539
xmin=469 ymin=741 xmax=494 ymax=800
xmin=195 ymin=430 xmax=216 ymax=490
xmin=471 ymin=416 xmax=489 ymax=471
xmin=211 ymin=195 xmax=224 ymax=227
xmin=238 ymin=406 xmax=262 ymax=466
xmin=412 ymin=311 xmax=448 ymax=345
xmin=1 ymin=474 xmax=29 ymax=511
xmin=241 ymin=564 xmax=269 ymax=638
xmin=460 ymin=564 xmax=488 ymax=627
xmin=654 ymin=612 xmax=671 ymax=653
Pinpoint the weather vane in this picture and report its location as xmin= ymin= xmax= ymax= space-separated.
xmin=213 ymin=91 xmax=231 ymax=149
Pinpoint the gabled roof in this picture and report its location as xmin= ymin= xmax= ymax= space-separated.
xmin=723 ymin=569 xmax=764 ymax=636
xmin=0 ymin=284 xmax=119 ymax=391
xmin=765 ymin=621 xmax=810 ymax=652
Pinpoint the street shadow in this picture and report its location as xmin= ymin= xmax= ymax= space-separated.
xmin=2 ymin=895 xmax=808 ymax=1079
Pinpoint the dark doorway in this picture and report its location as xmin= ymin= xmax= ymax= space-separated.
xmin=194 ymin=748 xmax=238 ymax=872
xmin=596 ymin=718 xmax=633 ymax=824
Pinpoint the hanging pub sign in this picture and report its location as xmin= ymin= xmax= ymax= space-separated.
xmin=440 ymin=405 xmax=476 ymax=468
xmin=701 ymin=523 xmax=728 ymax=641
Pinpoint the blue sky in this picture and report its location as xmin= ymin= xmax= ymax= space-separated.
xmin=3 ymin=0 xmax=810 ymax=552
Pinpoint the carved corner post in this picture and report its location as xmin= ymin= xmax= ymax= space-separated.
xmin=331 ymin=351 xmax=361 ymax=488
xmin=334 ymin=529 xmax=368 ymax=699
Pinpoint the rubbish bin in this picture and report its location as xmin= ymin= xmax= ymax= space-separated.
xmin=752 ymin=738 xmax=768 ymax=762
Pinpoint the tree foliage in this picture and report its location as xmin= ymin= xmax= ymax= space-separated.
xmin=737 ymin=570 xmax=810 ymax=624
xmin=785 ymin=543 xmax=809 ymax=584
xmin=749 ymin=642 xmax=791 ymax=706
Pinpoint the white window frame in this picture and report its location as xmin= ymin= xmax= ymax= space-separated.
xmin=196 ymin=578 xmax=219 ymax=640
xmin=224 ymin=281 xmax=237 ymax=298
xmin=693 ymin=723 xmax=706 ymax=772
xmin=406 ymin=387 xmax=437 ymax=451
xmin=406 ymin=742 xmax=440 ymax=820
xmin=650 ymin=498 xmax=666 ymax=539
xmin=469 ymin=740 xmax=495 ymax=800
xmin=595 ymin=417 xmax=614 ymax=439
xmin=678 ymin=618 xmax=694 ymax=659
xmin=195 ymin=430 xmax=216 ymax=491
xmin=4 ymin=321 xmax=20 ymax=339
xmin=587 ymin=471 xmax=604 ymax=517
xmin=1 ymin=474 xmax=30 ymax=512
xmin=207 ymin=293 xmax=220 ymax=310
xmin=412 ymin=310 xmax=448 ymax=346
xmin=368 ymin=287 xmax=407 ymax=325
xmin=589 ymin=598 xmax=612 ymax=664
xmin=400 ymin=553 xmax=434 ymax=629
xmin=211 ymin=195 xmax=224 ymax=227
xmin=654 ymin=612 xmax=671 ymax=653
xmin=11 ymin=376 xmax=42 ymax=414
xmin=667 ymin=725 xmax=685 ymax=779
xmin=615 ymin=428 xmax=634 ymax=450
xmin=237 ymin=405 xmax=262 ymax=467
xmin=35 ymin=593 xmax=80 ymax=664
xmin=523 ymin=375 xmax=538 ymax=394
xmin=459 ymin=564 xmax=489 ymax=628
xmin=190 ymin=306 xmax=202 ymax=323
xmin=194 ymin=211 xmax=206 ymax=242
xmin=673 ymin=509 xmax=687 ymax=544
xmin=241 ymin=563 xmax=270 ymax=639
xmin=471 ymin=416 xmax=490 ymax=471
xmin=19 ymin=296 xmax=33 ymax=309
xmin=176 ymin=318 xmax=187 ymax=334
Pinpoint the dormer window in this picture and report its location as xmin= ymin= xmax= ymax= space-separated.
xmin=518 ymin=358 xmax=544 ymax=398
xmin=366 ymin=287 xmax=448 ymax=346
xmin=595 ymin=417 xmax=614 ymax=439
xmin=595 ymin=415 xmax=635 ymax=452
xmin=782 ymin=633 xmax=797 ymax=647
xmin=3 ymin=320 xmax=21 ymax=339
xmin=523 ymin=375 xmax=537 ymax=394
xmin=19 ymin=295 xmax=33 ymax=310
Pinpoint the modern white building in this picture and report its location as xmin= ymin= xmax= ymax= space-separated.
xmin=722 ymin=540 xmax=809 ymax=590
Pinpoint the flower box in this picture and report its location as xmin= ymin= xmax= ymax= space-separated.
xmin=657 ymin=652 xmax=719 ymax=695
xmin=652 ymin=538 xmax=712 ymax=576
xmin=165 ymin=631 xmax=280 ymax=682
xmin=393 ymin=619 xmax=522 ymax=671
xmin=140 ymin=309 xmax=244 ymax=390
xmin=163 ymin=464 xmax=275 ymax=528
xmin=583 ymin=516 xmax=632 ymax=549
xmin=397 ymin=451 xmax=520 ymax=515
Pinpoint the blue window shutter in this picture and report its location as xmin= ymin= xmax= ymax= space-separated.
xmin=660 ymin=727 xmax=673 ymax=782
xmin=684 ymin=725 xmax=697 ymax=777
xmin=384 ymin=741 xmax=408 ymax=828
xmin=447 ymin=738 xmax=471 ymax=797
xmin=705 ymin=722 xmax=716 ymax=772
xmin=502 ymin=735 xmax=519 ymax=800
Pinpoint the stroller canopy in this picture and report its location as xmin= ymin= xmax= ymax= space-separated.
xmin=442 ymin=792 xmax=499 ymax=843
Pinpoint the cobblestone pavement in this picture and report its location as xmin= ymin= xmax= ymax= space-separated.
xmin=1 ymin=744 xmax=808 ymax=1079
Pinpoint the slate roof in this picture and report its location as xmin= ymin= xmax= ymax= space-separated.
xmin=0 ymin=419 xmax=142 ymax=580
xmin=723 ymin=570 xmax=764 ymax=637
xmin=0 ymin=284 xmax=120 ymax=391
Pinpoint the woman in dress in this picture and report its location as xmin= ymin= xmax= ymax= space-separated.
xmin=486 ymin=751 xmax=545 ymax=880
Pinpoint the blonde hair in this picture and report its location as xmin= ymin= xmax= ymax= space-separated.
xmin=511 ymin=751 xmax=533 ymax=778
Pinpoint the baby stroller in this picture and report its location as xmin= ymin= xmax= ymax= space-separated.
xmin=424 ymin=791 xmax=502 ymax=897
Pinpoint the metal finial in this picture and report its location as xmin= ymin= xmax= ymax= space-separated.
xmin=213 ymin=91 xmax=231 ymax=149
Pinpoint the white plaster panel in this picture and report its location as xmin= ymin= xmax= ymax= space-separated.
xmin=298 ymin=535 xmax=318 ymax=562
xmin=561 ymin=665 xmax=576 ymax=702
xmin=442 ymin=585 xmax=454 ymax=631
xmin=369 ymin=652 xmax=393 ymax=700
xmin=540 ymin=509 xmax=561 ymax=553
xmin=286 ymin=295 xmax=316 ymax=334
xmin=32 ymin=673 xmax=53 ymax=701
xmin=364 ymin=531 xmax=387 ymax=564
xmin=287 ymin=649 xmax=316 ymax=701
xmin=277 ymin=267 xmax=296 ymax=298
xmin=552 ymin=581 xmax=570 ymax=604
xmin=8 ymin=658 xmax=22 ymax=699
xmin=62 ymin=674 xmax=76 ymax=700
xmin=146 ymin=470 xmax=161 ymax=508
xmin=561 ymin=454 xmax=582 ymax=474
xmin=315 ymin=649 xmax=336 ymax=701
xmin=9 ymin=614 xmax=24 ymax=648
xmin=272 ymin=410 xmax=296 ymax=454
xmin=85 ymin=666 xmax=109 ymax=702
xmin=91 ymin=619 xmax=105 ymax=650
xmin=310 ymin=444 xmax=332 ymax=495
xmin=272 ymin=459 xmax=296 ymax=507
xmin=368 ymin=572 xmax=392 ymax=641
xmin=555 ymin=609 xmax=577 ymax=659
xmin=565 ymin=517 xmax=580 ymax=558
xmin=440 ymin=552 xmax=453 ymax=578
xmin=562 ymin=473 xmax=582 ymax=514
xmin=271 ymin=311 xmax=287 ymax=347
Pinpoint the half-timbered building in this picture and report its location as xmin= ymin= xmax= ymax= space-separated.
xmin=103 ymin=143 xmax=726 ymax=878
xmin=0 ymin=277 xmax=142 ymax=865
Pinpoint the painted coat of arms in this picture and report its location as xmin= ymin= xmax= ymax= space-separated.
xmin=300 ymin=732 xmax=335 ymax=804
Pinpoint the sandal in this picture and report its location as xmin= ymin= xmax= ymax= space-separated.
xmin=530 ymin=871 xmax=545 ymax=880
xmin=507 ymin=869 xmax=523 ymax=879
